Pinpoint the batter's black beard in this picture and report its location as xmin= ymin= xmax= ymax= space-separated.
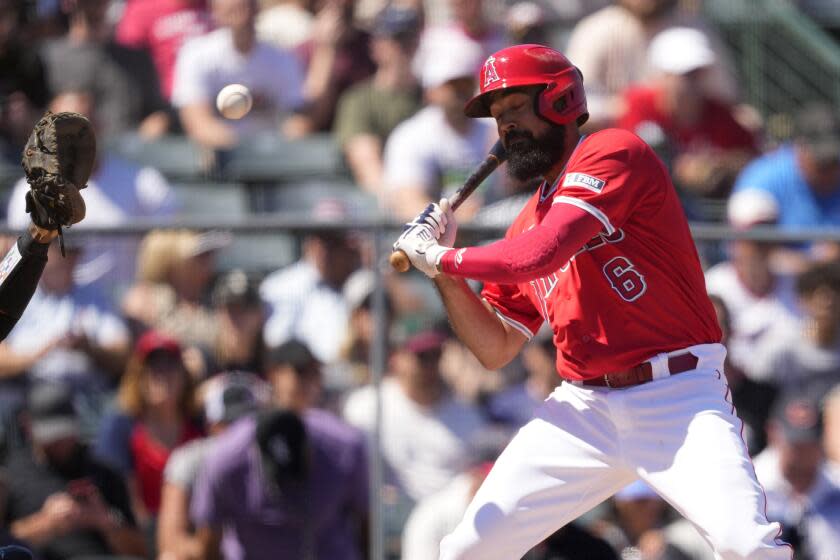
xmin=505 ymin=125 xmax=567 ymax=182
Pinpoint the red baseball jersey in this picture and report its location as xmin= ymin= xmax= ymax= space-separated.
xmin=481 ymin=129 xmax=721 ymax=380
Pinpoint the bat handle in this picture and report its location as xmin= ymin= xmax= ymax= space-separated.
xmin=389 ymin=249 xmax=411 ymax=273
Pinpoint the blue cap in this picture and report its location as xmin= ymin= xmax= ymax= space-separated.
xmin=614 ymin=480 xmax=659 ymax=502
xmin=0 ymin=546 xmax=34 ymax=560
xmin=373 ymin=6 xmax=420 ymax=38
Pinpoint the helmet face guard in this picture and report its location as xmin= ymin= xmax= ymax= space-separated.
xmin=464 ymin=44 xmax=588 ymax=127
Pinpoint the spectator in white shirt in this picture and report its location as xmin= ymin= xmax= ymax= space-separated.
xmin=753 ymin=393 xmax=840 ymax=560
xmin=0 ymin=239 xmax=130 ymax=439
xmin=705 ymin=189 xmax=800 ymax=382
xmin=260 ymin=225 xmax=362 ymax=365
xmin=402 ymin=462 xmax=493 ymax=560
xmin=382 ymin=32 xmax=496 ymax=220
xmin=751 ymin=260 xmax=840 ymax=396
xmin=342 ymin=330 xmax=487 ymax=502
xmin=172 ymin=0 xmax=306 ymax=149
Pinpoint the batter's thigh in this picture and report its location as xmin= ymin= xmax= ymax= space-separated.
xmin=439 ymin=384 xmax=635 ymax=560
xmin=626 ymin=372 xmax=792 ymax=560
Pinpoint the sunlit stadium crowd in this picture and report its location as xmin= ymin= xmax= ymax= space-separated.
xmin=1 ymin=0 xmax=840 ymax=558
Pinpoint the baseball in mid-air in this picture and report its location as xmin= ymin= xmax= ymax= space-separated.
xmin=216 ymin=84 xmax=253 ymax=120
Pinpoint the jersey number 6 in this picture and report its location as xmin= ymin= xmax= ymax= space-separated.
xmin=602 ymin=256 xmax=647 ymax=302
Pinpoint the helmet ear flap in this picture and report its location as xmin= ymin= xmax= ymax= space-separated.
xmin=536 ymin=82 xmax=567 ymax=126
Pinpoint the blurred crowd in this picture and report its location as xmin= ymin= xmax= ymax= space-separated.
xmin=1 ymin=0 xmax=840 ymax=559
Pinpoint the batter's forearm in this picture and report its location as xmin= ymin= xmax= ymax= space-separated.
xmin=434 ymin=275 xmax=524 ymax=370
xmin=439 ymin=204 xmax=601 ymax=283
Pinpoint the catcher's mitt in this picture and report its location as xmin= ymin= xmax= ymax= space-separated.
xmin=21 ymin=111 xmax=96 ymax=232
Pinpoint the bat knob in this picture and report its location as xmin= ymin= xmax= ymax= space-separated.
xmin=389 ymin=250 xmax=411 ymax=273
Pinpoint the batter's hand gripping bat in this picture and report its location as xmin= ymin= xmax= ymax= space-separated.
xmin=389 ymin=140 xmax=508 ymax=272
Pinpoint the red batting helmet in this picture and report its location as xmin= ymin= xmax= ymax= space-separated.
xmin=464 ymin=44 xmax=588 ymax=126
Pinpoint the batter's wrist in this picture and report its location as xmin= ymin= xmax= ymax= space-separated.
xmin=431 ymin=247 xmax=452 ymax=275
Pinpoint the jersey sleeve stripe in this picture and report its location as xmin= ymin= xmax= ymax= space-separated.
xmin=552 ymin=196 xmax=615 ymax=236
xmin=491 ymin=308 xmax=535 ymax=340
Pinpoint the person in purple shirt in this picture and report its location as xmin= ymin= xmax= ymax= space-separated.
xmin=189 ymin=340 xmax=369 ymax=560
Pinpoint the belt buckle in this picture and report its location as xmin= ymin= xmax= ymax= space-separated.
xmin=603 ymin=374 xmax=612 ymax=388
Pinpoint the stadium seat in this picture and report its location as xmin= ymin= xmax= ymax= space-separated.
xmin=218 ymin=233 xmax=297 ymax=276
xmin=107 ymin=134 xmax=209 ymax=180
xmin=269 ymin=180 xmax=378 ymax=216
xmin=172 ymin=181 xmax=249 ymax=218
xmin=221 ymin=133 xmax=345 ymax=182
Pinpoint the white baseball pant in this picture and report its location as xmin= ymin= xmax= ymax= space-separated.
xmin=439 ymin=343 xmax=793 ymax=560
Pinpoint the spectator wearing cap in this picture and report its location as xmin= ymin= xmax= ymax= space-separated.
xmin=750 ymin=261 xmax=840 ymax=396
xmin=94 ymin=331 xmax=202 ymax=523
xmin=593 ymin=481 xmax=692 ymax=559
xmin=211 ymin=269 xmax=267 ymax=374
xmin=733 ymin=103 xmax=840 ymax=231
xmin=171 ymin=0 xmax=306 ymax=149
xmin=343 ymin=330 xmax=486 ymax=502
xmin=333 ymin=6 xmax=423 ymax=195
xmin=157 ymin=371 xmax=268 ymax=560
xmin=382 ymin=32 xmax=497 ymax=220
xmin=753 ymin=393 xmax=840 ymax=559
xmin=264 ymin=339 xmax=325 ymax=413
xmin=565 ymin=0 xmax=738 ymax=129
xmin=616 ymin=27 xmax=757 ymax=199
xmin=705 ymin=189 xmax=801 ymax=383
xmin=189 ymin=343 xmax=368 ymax=559
xmin=0 ymin=382 xmax=145 ymax=559
xmin=0 ymin=545 xmax=32 ymax=559
xmin=260 ymin=225 xmax=362 ymax=365
xmin=123 ymin=229 xmax=230 ymax=366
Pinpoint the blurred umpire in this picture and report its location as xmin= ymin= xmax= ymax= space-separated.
xmin=0 ymin=112 xmax=94 ymax=341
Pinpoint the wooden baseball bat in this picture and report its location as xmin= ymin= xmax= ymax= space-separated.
xmin=390 ymin=140 xmax=508 ymax=272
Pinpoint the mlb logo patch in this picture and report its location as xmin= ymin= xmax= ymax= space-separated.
xmin=563 ymin=172 xmax=606 ymax=193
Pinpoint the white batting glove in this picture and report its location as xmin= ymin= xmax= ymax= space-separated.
xmin=394 ymin=203 xmax=452 ymax=278
xmin=438 ymin=198 xmax=457 ymax=247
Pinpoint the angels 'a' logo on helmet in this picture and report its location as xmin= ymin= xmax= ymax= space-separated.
xmin=483 ymin=56 xmax=500 ymax=87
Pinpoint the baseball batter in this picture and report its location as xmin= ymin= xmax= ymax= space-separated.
xmin=393 ymin=44 xmax=792 ymax=559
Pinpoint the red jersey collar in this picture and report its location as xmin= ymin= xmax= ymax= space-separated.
xmin=538 ymin=135 xmax=587 ymax=203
